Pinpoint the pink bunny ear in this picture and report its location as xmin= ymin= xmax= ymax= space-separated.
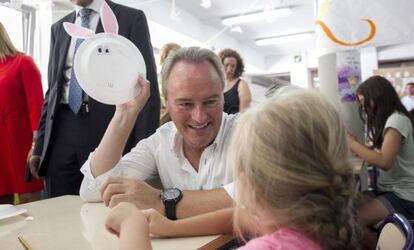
xmin=101 ymin=1 xmax=118 ymax=34
xmin=63 ymin=22 xmax=94 ymax=39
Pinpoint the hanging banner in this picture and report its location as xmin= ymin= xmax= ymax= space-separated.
xmin=315 ymin=0 xmax=414 ymax=54
xmin=336 ymin=51 xmax=361 ymax=102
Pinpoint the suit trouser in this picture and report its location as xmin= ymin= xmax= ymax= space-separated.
xmin=44 ymin=104 xmax=100 ymax=197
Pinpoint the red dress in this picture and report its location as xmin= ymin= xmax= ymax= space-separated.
xmin=0 ymin=54 xmax=44 ymax=195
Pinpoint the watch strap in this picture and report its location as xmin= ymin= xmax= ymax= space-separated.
xmin=164 ymin=201 xmax=177 ymax=220
xmin=161 ymin=188 xmax=182 ymax=220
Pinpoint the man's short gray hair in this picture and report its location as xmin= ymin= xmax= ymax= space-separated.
xmin=160 ymin=47 xmax=226 ymax=98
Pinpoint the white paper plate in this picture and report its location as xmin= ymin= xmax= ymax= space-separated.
xmin=0 ymin=204 xmax=27 ymax=220
xmin=74 ymin=33 xmax=146 ymax=105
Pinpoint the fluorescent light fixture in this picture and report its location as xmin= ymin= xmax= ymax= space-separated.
xmin=230 ymin=26 xmax=243 ymax=33
xmin=200 ymin=0 xmax=211 ymax=8
xmin=222 ymin=7 xmax=291 ymax=26
xmin=256 ymin=32 xmax=313 ymax=46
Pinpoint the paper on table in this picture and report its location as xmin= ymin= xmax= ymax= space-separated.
xmin=0 ymin=204 xmax=27 ymax=220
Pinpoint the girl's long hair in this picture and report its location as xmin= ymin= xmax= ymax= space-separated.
xmin=231 ymin=88 xmax=360 ymax=250
xmin=356 ymin=76 xmax=414 ymax=148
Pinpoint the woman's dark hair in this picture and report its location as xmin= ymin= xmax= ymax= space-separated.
xmin=218 ymin=48 xmax=245 ymax=78
xmin=356 ymin=75 xmax=414 ymax=147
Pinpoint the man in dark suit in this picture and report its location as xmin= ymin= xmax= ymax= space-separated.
xmin=28 ymin=0 xmax=160 ymax=197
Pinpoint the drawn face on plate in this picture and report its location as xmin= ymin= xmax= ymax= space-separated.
xmin=64 ymin=1 xmax=146 ymax=105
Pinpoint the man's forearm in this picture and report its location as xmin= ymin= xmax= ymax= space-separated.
xmin=176 ymin=188 xmax=233 ymax=219
xmin=91 ymin=111 xmax=136 ymax=177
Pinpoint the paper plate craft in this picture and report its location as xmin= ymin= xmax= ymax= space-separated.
xmin=63 ymin=2 xmax=146 ymax=105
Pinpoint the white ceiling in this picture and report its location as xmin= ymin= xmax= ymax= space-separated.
xmin=172 ymin=0 xmax=316 ymax=56
xmin=48 ymin=0 xmax=316 ymax=58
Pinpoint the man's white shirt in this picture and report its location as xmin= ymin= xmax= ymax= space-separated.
xmin=79 ymin=113 xmax=237 ymax=201
xmin=62 ymin=0 xmax=104 ymax=103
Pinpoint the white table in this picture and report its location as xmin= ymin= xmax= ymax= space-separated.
xmin=0 ymin=196 xmax=223 ymax=250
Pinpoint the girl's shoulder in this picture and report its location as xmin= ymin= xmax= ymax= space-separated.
xmin=387 ymin=112 xmax=411 ymax=126
xmin=385 ymin=112 xmax=412 ymax=138
xmin=238 ymin=228 xmax=322 ymax=250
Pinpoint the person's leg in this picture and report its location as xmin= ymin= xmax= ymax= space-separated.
xmin=19 ymin=192 xmax=41 ymax=203
xmin=357 ymin=194 xmax=392 ymax=250
xmin=0 ymin=195 xmax=13 ymax=204
xmin=354 ymin=191 xmax=375 ymax=208
xmin=45 ymin=106 xmax=83 ymax=197
xmin=45 ymin=139 xmax=79 ymax=197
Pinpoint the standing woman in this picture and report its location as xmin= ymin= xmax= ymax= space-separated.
xmin=218 ymin=49 xmax=251 ymax=114
xmin=348 ymin=75 xmax=414 ymax=248
xmin=0 ymin=22 xmax=44 ymax=203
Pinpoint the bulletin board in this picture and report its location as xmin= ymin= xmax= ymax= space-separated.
xmin=374 ymin=67 xmax=414 ymax=97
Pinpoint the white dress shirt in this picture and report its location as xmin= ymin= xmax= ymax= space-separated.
xmin=401 ymin=95 xmax=414 ymax=111
xmin=61 ymin=0 xmax=104 ymax=103
xmin=79 ymin=113 xmax=238 ymax=201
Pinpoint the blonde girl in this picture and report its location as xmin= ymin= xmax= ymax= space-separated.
xmin=106 ymin=89 xmax=359 ymax=250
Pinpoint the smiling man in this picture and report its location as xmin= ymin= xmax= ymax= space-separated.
xmin=80 ymin=47 xmax=236 ymax=219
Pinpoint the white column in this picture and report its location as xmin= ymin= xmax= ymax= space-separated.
xmin=318 ymin=53 xmax=338 ymax=98
xmin=360 ymin=47 xmax=378 ymax=81
xmin=34 ymin=1 xmax=53 ymax=95
xmin=291 ymin=53 xmax=310 ymax=89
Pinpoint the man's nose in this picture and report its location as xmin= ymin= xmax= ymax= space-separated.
xmin=191 ymin=105 xmax=208 ymax=123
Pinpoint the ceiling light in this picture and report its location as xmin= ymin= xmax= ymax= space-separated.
xmin=170 ymin=0 xmax=180 ymax=20
xmin=256 ymin=32 xmax=313 ymax=46
xmin=200 ymin=0 xmax=211 ymax=8
xmin=221 ymin=7 xmax=291 ymax=26
xmin=230 ymin=26 xmax=243 ymax=33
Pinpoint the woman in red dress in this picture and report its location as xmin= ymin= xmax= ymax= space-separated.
xmin=0 ymin=22 xmax=44 ymax=203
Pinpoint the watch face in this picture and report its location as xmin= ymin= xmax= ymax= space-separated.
xmin=162 ymin=188 xmax=181 ymax=200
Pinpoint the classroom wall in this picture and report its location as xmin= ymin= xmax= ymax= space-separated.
xmin=264 ymin=42 xmax=414 ymax=89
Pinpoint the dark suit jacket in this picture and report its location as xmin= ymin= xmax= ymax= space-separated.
xmin=34 ymin=0 xmax=160 ymax=175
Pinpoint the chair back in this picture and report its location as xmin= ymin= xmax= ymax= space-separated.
xmin=376 ymin=213 xmax=414 ymax=250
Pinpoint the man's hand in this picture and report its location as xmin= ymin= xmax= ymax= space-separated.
xmin=100 ymin=176 xmax=163 ymax=211
xmin=27 ymin=148 xmax=41 ymax=179
xmin=115 ymin=75 xmax=151 ymax=115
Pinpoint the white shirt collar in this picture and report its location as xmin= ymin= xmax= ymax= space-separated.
xmin=75 ymin=0 xmax=104 ymax=15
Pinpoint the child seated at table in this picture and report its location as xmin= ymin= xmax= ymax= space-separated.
xmin=105 ymin=88 xmax=360 ymax=250
xmin=347 ymin=76 xmax=414 ymax=249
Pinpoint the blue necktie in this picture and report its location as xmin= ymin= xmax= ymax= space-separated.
xmin=68 ymin=8 xmax=92 ymax=114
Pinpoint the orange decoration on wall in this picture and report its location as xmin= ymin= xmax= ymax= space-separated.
xmin=316 ymin=19 xmax=376 ymax=46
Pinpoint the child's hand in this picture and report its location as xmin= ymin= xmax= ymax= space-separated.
xmin=106 ymin=202 xmax=149 ymax=237
xmin=142 ymin=208 xmax=175 ymax=237
xmin=347 ymin=134 xmax=358 ymax=147
xmin=346 ymin=134 xmax=363 ymax=157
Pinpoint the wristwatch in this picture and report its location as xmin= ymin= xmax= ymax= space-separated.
xmin=160 ymin=188 xmax=182 ymax=220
